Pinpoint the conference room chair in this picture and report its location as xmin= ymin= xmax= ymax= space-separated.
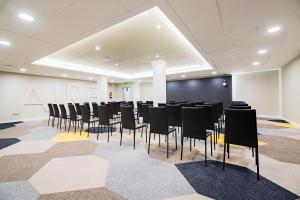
xmin=59 ymin=104 xmax=69 ymax=131
xmin=100 ymin=102 xmax=105 ymax=105
xmin=158 ymin=103 xmax=166 ymax=107
xmin=228 ymin=105 xmax=251 ymax=109
xmin=148 ymin=107 xmax=177 ymax=158
xmin=181 ymin=107 xmax=213 ymax=166
xmin=68 ymin=103 xmax=81 ymax=133
xmin=223 ymin=109 xmax=259 ymax=180
xmin=137 ymin=101 xmax=143 ymax=122
xmin=146 ymin=101 xmax=153 ymax=105
xmin=47 ymin=103 xmax=55 ymax=127
xmin=97 ymin=105 xmax=121 ymax=142
xmin=141 ymin=104 xmax=151 ymax=136
xmin=79 ymin=105 xmax=98 ymax=137
xmin=180 ymin=102 xmax=194 ymax=107
xmin=231 ymin=101 xmax=247 ymax=105
xmin=52 ymin=104 xmax=60 ymax=129
xmin=75 ymin=103 xmax=81 ymax=117
xmin=91 ymin=102 xmax=99 ymax=119
xmin=120 ymin=105 xmax=146 ymax=149
xmin=166 ymin=104 xmax=182 ymax=137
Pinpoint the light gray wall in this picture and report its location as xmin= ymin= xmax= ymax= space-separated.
xmin=232 ymin=70 xmax=280 ymax=117
xmin=282 ymin=56 xmax=300 ymax=125
xmin=0 ymin=72 xmax=97 ymax=122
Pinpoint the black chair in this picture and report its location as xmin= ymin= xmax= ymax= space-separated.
xmin=79 ymin=105 xmax=97 ymax=137
xmin=84 ymin=102 xmax=91 ymax=115
xmin=52 ymin=104 xmax=60 ymax=129
xmin=120 ymin=106 xmax=146 ymax=149
xmin=141 ymin=104 xmax=151 ymax=136
xmin=231 ymin=101 xmax=247 ymax=105
xmin=146 ymin=101 xmax=153 ymax=104
xmin=47 ymin=104 xmax=55 ymax=127
xmin=100 ymin=102 xmax=105 ymax=105
xmin=137 ymin=101 xmax=143 ymax=122
xmin=158 ymin=103 xmax=166 ymax=107
xmin=97 ymin=105 xmax=121 ymax=142
xmin=223 ymin=109 xmax=259 ymax=179
xmin=75 ymin=103 xmax=81 ymax=116
xmin=59 ymin=104 xmax=69 ymax=131
xmin=148 ymin=107 xmax=177 ymax=158
xmin=68 ymin=104 xmax=81 ymax=133
xmin=91 ymin=102 xmax=99 ymax=118
xmin=181 ymin=107 xmax=213 ymax=166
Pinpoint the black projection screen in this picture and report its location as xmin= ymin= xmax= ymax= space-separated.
xmin=166 ymin=75 xmax=232 ymax=108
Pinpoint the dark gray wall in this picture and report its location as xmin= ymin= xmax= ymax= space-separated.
xmin=166 ymin=76 xmax=232 ymax=107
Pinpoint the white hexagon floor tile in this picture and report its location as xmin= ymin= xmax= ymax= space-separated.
xmin=0 ymin=140 xmax=55 ymax=156
xmin=29 ymin=155 xmax=109 ymax=194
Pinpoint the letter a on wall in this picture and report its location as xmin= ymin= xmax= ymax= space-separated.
xmin=13 ymin=80 xmax=47 ymax=115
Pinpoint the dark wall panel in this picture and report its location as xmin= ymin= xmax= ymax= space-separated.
xmin=166 ymin=76 xmax=232 ymax=107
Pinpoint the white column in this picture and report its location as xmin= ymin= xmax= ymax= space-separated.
xmin=151 ymin=60 xmax=167 ymax=106
xmin=132 ymin=81 xmax=140 ymax=107
xmin=97 ymin=76 xmax=108 ymax=103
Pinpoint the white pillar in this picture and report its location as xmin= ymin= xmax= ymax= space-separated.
xmin=97 ymin=76 xmax=108 ymax=103
xmin=151 ymin=60 xmax=167 ymax=106
xmin=132 ymin=81 xmax=140 ymax=107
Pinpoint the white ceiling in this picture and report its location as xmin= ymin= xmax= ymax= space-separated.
xmin=0 ymin=0 xmax=299 ymax=82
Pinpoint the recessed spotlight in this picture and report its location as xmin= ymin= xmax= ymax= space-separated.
xmin=110 ymin=80 xmax=114 ymax=82
xmin=156 ymin=24 xmax=161 ymax=29
xmin=181 ymin=74 xmax=186 ymax=78
xmin=267 ymin=26 xmax=281 ymax=33
xmin=252 ymin=62 xmax=260 ymax=66
xmin=19 ymin=68 xmax=27 ymax=72
xmin=258 ymin=49 xmax=267 ymax=54
xmin=95 ymin=45 xmax=101 ymax=50
xmin=0 ymin=40 xmax=11 ymax=46
xmin=89 ymin=77 xmax=93 ymax=80
xmin=212 ymin=71 xmax=217 ymax=75
xmin=114 ymin=63 xmax=119 ymax=66
xmin=61 ymin=73 xmax=67 ymax=77
xmin=155 ymin=54 xmax=159 ymax=58
xmin=18 ymin=13 xmax=34 ymax=22
xmin=138 ymin=80 xmax=142 ymax=82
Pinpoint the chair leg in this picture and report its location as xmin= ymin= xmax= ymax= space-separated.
xmin=256 ymin=147 xmax=260 ymax=180
xmin=180 ymin=134 xmax=183 ymax=160
xmin=145 ymin=127 xmax=148 ymax=143
xmin=120 ymin=128 xmax=123 ymax=146
xmin=52 ymin=117 xmax=55 ymax=127
xmin=133 ymin=129 xmax=136 ymax=150
xmin=175 ymin=130 xmax=177 ymax=150
xmin=194 ymin=138 xmax=195 ymax=147
xmin=227 ymin=143 xmax=230 ymax=159
xmin=57 ymin=118 xmax=60 ymax=129
xmin=107 ymin=125 xmax=110 ymax=143
xmin=159 ymin=134 xmax=161 ymax=146
xmin=252 ymin=147 xmax=254 ymax=157
xmin=80 ymin=122 xmax=83 ymax=135
xmin=74 ymin=121 xmax=77 ymax=133
xmin=48 ymin=116 xmax=50 ymax=126
xmin=148 ymin=132 xmax=151 ymax=154
xmin=59 ymin=118 xmax=62 ymax=129
xmin=210 ymin=134 xmax=213 ymax=156
xmin=223 ymin=142 xmax=226 ymax=170
xmin=64 ymin=119 xmax=67 ymax=131
xmin=87 ymin=123 xmax=90 ymax=137
xmin=205 ymin=138 xmax=207 ymax=166
xmin=68 ymin=119 xmax=71 ymax=132
xmin=190 ymin=138 xmax=192 ymax=152
xmin=167 ymin=134 xmax=169 ymax=158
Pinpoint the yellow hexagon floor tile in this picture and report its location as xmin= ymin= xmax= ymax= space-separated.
xmin=52 ymin=132 xmax=90 ymax=142
xmin=211 ymin=134 xmax=267 ymax=146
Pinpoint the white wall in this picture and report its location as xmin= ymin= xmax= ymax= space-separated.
xmin=0 ymin=72 xmax=97 ymax=122
xmin=282 ymin=56 xmax=300 ymax=125
xmin=232 ymin=70 xmax=280 ymax=117
xmin=139 ymin=82 xmax=153 ymax=101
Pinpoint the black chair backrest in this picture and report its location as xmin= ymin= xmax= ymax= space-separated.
xmin=182 ymin=107 xmax=207 ymax=140
xmin=59 ymin=104 xmax=67 ymax=119
xmin=98 ymin=105 xmax=111 ymax=125
xmin=196 ymin=105 xmax=214 ymax=130
xmin=84 ymin=102 xmax=90 ymax=114
xmin=194 ymin=101 xmax=205 ymax=105
xmin=92 ymin=102 xmax=98 ymax=117
xmin=141 ymin=104 xmax=151 ymax=123
xmin=228 ymin=105 xmax=251 ymax=109
xmin=68 ymin=104 xmax=77 ymax=121
xmin=110 ymin=102 xmax=118 ymax=115
xmin=146 ymin=101 xmax=153 ymax=105
xmin=181 ymin=103 xmax=194 ymax=107
xmin=225 ymin=109 xmax=258 ymax=147
xmin=213 ymin=101 xmax=223 ymax=117
xmin=137 ymin=101 xmax=143 ymax=117
xmin=100 ymin=102 xmax=105 ymax=105
xmin=127 ymin=101 xmax=134 ymax=108
xmin=167 ymin=101 xmax=176 ymax=104
xmin=166 ymin=104 xmax=182 ymax=127
xmin=158 ymin=103 xmax=166 ymax=107
xmin=149 ymin=107 xmax=169 ymax=135
xmin=120 ymin=106 xmax=136 ymax=129
xmin=75 ymin=103 xmax=81 ymax=115
xmin=206 ymin=103 xmax=219 ymax=123
xmin=53 ymin=104 xmax=60 ymax=117
xmin=231 ymin=101 xmax=247 ymax=105
xmin=80 ymin=105 xmax=90 ymax=123
xmin=48 ymin=104 xmax=54 ymax=117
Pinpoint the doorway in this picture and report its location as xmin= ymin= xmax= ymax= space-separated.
xmin=123 ymin=87 xmax=130 ymax=101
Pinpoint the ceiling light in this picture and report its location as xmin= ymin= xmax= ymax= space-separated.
xmin=258 ymin=49 xmax=267 ymax=54
xmin=61 ymin=73 xmax=67 ymax=77
xmin=18 ymin=13 xmax=34 ymax=22
xmin=89 ymin=77 xmax=93 ymax=80
xmin=114 ymin=63 xmax=119 ymax=66
xmin=267 ymin=26 xmax=281 ymax=33
xmin=181 ymin=74 xmax=186 ymax=78
xmin=95 ymin=45 xmax=101 ymax=50
xmin=19 ymin=68 xmax=27 ymax=72
xmin=138 ymin=80 xmax=142 ymax=82
xmin=155 ymin=54 xmax=159 ymax=58
xmin=0 ymin=40 xmax=11 ymax=46
xmin=156 ymin=24 xmax=161 ymax=29
xmin=110 ymin=80 xmax=114 ymax=82
xmin=212 ymin=71 xmax=217 ymax=75
xmin=252 ymin=62 xmax=260 ymax=66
